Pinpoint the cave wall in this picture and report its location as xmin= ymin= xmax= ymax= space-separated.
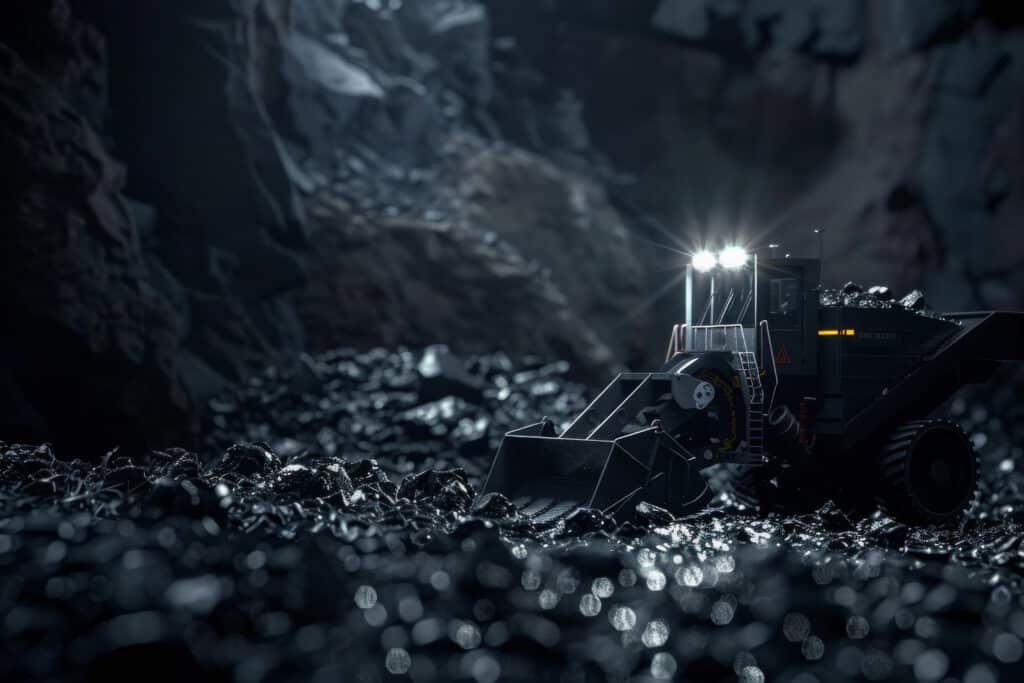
xmin=2 ymin=0 xmax=1023 ymax=453
xmin=483 ymin=0 xmax=1024 ymax=306
xmin=0 ymin=2 xmax=192 ymax=454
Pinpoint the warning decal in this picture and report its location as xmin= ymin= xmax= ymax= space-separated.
xmin=775 ymin=345 xmax=792 ymax=365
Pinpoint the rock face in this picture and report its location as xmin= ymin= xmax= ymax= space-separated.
xmin=231 ymin=0 xmax=652 ymax=375
xmin=75 ymin=0 xmax=310 ymax=391
xmin=0 ymin=4 xmax=192 ymax=455
xmin=68 ymin=0 xmax=653 ymax=391
xmin=477 ymin=0 xmax=1024 ymax=305
xmin=296 ymin=140 xmax=645 ymax=376
xmin=3 ymin=1 xmax=1024 ymax=451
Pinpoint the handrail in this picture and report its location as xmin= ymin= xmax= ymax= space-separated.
xmin=715 ymin=290 xmax=736 ymax=325
xmin=689 ymin=323 xmax=749 ymax=353
xmin=736 ymin=289 xmax=753 ymax=325
xmin=759 ymin=319 xmax=779 ymax=413
xmin=664 ymin=324 xmax=687 ymax=362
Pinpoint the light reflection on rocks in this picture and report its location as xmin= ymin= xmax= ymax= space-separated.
xmin=0 ymin=350 xmax=1023 ymax=680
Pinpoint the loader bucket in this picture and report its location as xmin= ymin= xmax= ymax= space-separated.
xmin=480 ymin=421 xmax=652 ymax=517
xmin=479 ymin=420 xmax=714 ymax=520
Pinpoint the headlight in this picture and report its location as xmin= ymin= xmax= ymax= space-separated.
xmin=692 ymin=250 xmax=718 ymax=272
xmin=718 ymin=246 xmax=749 ymax=269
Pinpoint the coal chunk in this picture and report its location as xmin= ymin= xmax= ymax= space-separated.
xmin=346 ymin=459 xmax=398 ymax=501
xmin=472 ymin=492 xmax=519 ymax=519
xmin=867 ymin=285 xmax=892 ymax=300
xmin=416 ymin=346 xmax=483 ymax=402
xmin=558 ymin=507 xmax=616 ymax=537
xmin=273 ymin=463 xmax=331 ymax=500
xmin=162 ymin=451 xmax=203 ymax=480
xmin=317 ymin=460 xmax=355 ymax=500
xmin=401 ymin=397 xmax=469 ymax=438
xmin=819 ymin=283 xmax=947 ymax=320
xmin=899 ymin=289 xmax=927 ymax=311
xmin=210 ymin=443 xmax=282 ymax=478
xmin=398 ymin=468 xmax=474 ymax=512
xmin=816 ymin=501 xmax=855 ymax=531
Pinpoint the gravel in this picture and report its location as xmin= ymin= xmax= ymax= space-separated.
xmin=2 ymin=345 xmax=1024 ymax=681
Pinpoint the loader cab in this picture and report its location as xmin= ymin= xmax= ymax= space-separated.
xmin=676 ymin=253 xmax=821 ymax=410
xmin=756 ymin=258 xmax=820 ymax=408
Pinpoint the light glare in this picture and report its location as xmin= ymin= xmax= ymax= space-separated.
xmin=719 ymin=246 xmax=749 ymax=269
xmin=692 ymin=250 xmax=717 ymax=272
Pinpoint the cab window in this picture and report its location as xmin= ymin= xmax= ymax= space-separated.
xmin=769 ymin=278 xmax=800 ymax=329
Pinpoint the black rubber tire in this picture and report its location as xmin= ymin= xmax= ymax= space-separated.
xmin=878 ymin=419 xmax=978 ymax=526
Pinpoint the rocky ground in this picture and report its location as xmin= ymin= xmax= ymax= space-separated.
xmin=4 ymin=4 xmax=1024 ymax=681
xmin=3 ymin=347 xmax=1024 ymax=682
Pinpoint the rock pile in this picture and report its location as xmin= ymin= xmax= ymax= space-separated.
xmin=820 ymin=282 xmax=948 ymax=319
xmin=202 ymin=345 xmax=589 ymax=485
xmin=2 ymin=346 xmax=1024 ymax=680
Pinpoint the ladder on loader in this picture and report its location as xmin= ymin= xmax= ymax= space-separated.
xmin=738 ymin=351 xmax=764 ymax=457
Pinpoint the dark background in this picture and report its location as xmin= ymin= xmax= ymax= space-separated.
xmin=2 ymin=0 xmax=1023 ymax=457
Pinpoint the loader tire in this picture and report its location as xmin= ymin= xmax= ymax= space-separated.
xmin=877 ymin=419 xmax=978 ymax=526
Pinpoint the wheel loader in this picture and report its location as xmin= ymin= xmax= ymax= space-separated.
xmin=479 ymin=252 xmax=1024 ymax=526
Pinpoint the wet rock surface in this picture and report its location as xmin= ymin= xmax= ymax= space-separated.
xmin=3 ymin=347 xmax=1024 ymax=681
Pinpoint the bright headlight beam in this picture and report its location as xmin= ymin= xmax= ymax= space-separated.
xmin=692 ymin=250 xmax=718 ymax=273
xmin=719 ymin=246 xmax=749 ymax=269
